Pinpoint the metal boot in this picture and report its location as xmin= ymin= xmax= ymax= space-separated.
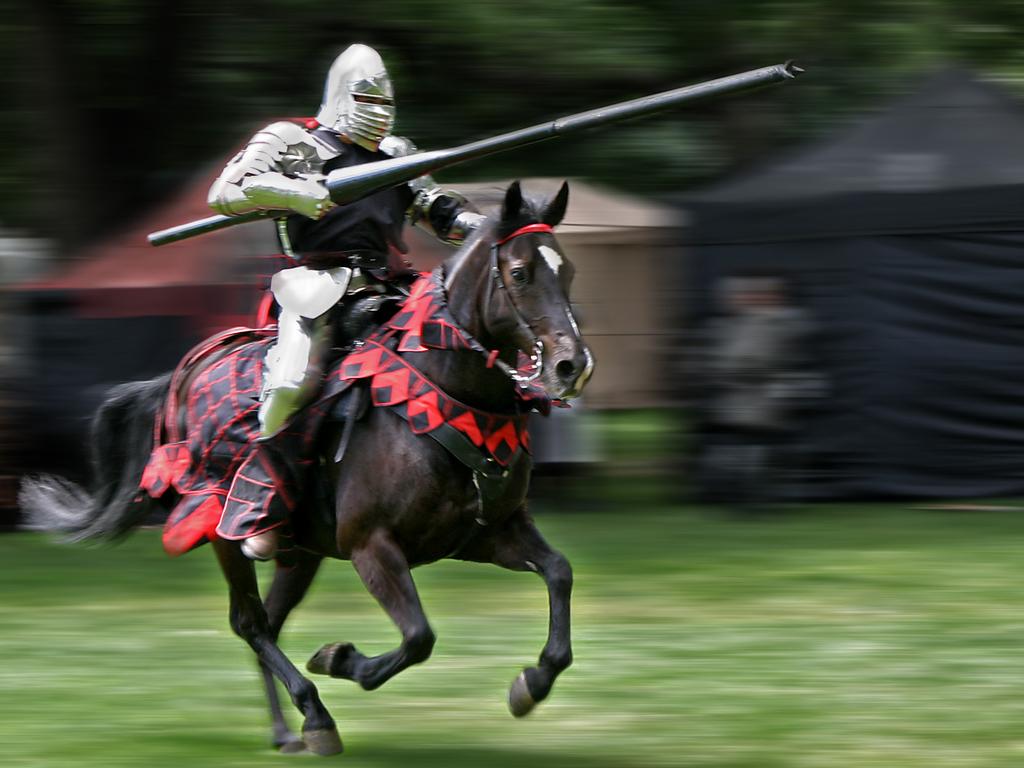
xmin=258 ymin=384 xmax=308 ymax=438
xmin=241 ymin=529 xmax=280 ymax=561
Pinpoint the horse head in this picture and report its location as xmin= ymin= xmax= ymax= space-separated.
xmin=447 ymin=181 xmax=593 ymax=401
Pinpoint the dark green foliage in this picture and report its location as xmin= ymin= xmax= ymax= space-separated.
xmin=7 ymin=1 xmax=1024 ymax=247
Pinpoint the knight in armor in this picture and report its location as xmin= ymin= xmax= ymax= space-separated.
xmin=208 ymin=43 xmax=485 ymax=559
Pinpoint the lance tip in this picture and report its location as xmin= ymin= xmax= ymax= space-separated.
xmin=782 ymin=61 xmax=805 ymax=78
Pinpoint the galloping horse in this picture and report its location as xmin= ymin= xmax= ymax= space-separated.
xmin=22 ymin=181 xmax=593 ymax=756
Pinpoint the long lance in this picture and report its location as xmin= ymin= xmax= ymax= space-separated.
xmin=148 ymin=61 xmax=801 ymax=246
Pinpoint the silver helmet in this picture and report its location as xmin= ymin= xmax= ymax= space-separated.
xmin=315 ymin=44 xmax=395 ymax=152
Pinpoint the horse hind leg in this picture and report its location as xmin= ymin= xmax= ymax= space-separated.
xmin=307 ymin=529 xmax=435 ymax=691
xmin=457 ymin=510 xmax=574 ymax=717
xmin=260 ymin=551 xmax=324 ymax=753
xmin=212 ymin=539 xmax=342 ymax=756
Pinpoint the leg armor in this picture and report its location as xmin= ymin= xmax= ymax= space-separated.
xmin=259 ymin=265 xmax=352 ymax=437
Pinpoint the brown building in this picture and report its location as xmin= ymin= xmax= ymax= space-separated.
xmin=407 ymin=178 xmax=683 ymax=409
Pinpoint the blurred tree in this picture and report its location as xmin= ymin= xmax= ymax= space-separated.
xmin=6 ymin=0 xmax=1024 ymax=251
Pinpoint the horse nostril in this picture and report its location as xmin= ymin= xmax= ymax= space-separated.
xmin=555 ymin=360 xmax=576 ymax=380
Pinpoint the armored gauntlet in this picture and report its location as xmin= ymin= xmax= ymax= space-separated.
xmin=240 ymin=173 xmax=334 ymax=220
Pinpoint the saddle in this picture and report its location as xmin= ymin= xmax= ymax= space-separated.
xmin=142 ymin=291 xmax=397 ymax=557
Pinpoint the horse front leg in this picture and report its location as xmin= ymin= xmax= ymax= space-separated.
xmin=212 ymin=539 xmax=342 ymax=756
xmin=459 ymin=509 xmax=573 ymax=717
xmin=307 ymin=529 xmax=436 ymax=690
xmin=260 ymin=551 xmax=324 ymax=753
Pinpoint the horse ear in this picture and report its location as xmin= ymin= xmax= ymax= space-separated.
xmin=502 ymin=180 xmax=524 ymax=222
xmin=542 ymin=181 xmax=569 ymax=227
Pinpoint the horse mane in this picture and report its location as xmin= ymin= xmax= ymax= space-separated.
xmin=443 ymin=188 xmax=550 ymax=287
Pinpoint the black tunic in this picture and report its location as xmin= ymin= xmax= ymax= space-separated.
xmin=283 ymin=130 xmax=413 ymax=264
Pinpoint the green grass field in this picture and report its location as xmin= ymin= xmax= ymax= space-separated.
xmin=4 ymin=498 xmax=1024 ymax=767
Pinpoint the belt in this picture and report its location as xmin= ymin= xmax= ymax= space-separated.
xmin=297 ymin=250 xmax=389 ymax=271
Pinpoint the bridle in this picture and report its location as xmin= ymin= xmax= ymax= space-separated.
xmin=485 ymin=222 xmax=555 ymax=385
xmin=439 ymin=222 xmax=556 ymax=388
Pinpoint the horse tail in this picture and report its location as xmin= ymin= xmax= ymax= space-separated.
xmin=20 ymin=373 xmax=171 ymax=542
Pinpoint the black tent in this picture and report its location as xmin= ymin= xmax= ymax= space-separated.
xmin=683 ymin=69 xmax=1024 ymax=499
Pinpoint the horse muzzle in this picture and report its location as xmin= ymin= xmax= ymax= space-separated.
xmin=546 ymin=344 xmax=595 ymax=401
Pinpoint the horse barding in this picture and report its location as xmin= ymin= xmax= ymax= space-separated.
xmin=22 ymin=181 xmax=594 ymax=756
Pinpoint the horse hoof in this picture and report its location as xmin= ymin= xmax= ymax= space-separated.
xmin=508 ymin=671 xmax=537 ymax=718
xmin=303 ymin=727 xmax=344 ymax=756
xmin=307 ymin=642 xmax=355 ymax=677
xmin=277 ymin=736 xmax=308 ymax=755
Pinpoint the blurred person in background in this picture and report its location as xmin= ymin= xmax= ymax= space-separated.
xmin=207 ymin=43 xmax=485 ymax=559
xmin=697 ymin=273 xmax=825 ymax=509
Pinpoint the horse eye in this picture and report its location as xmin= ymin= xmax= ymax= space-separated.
xmin=510 ymin=267 xmax=528 ymax=284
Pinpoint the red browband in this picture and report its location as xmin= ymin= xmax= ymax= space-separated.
xmin=494 ymin=223 xmax=554 ymax=246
